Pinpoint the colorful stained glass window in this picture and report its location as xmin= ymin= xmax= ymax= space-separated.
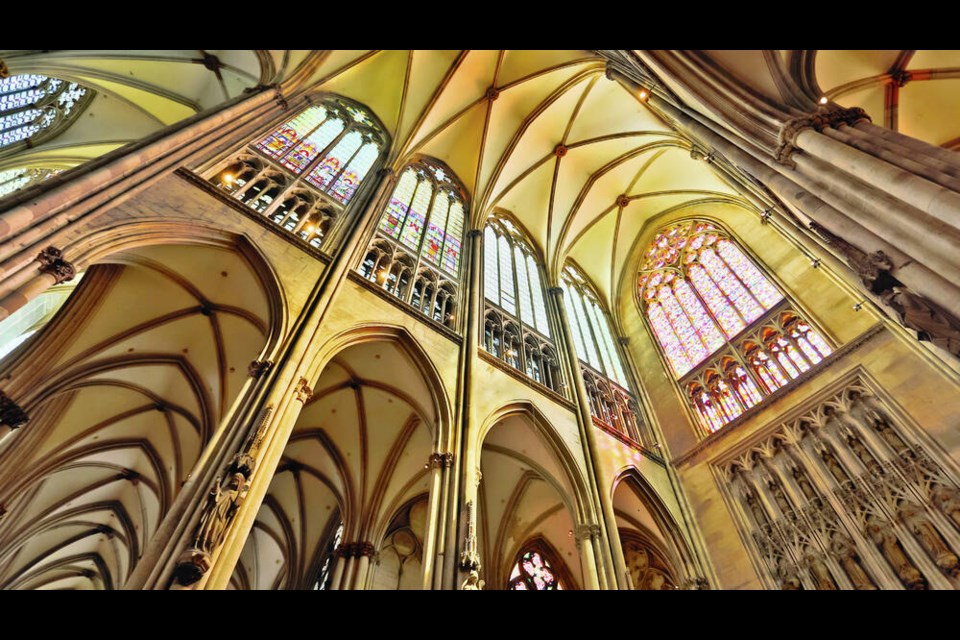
xmin=379 ymin=168 xmax=418 ymax=239
xmin=257 ymin=106 xmax=328 ymax=159
xmin=640 ymin=220 xmax=834 ymax=434
xmin=509 ymin=551 xmax=560 ymax=590
xmin=442 ymin=201 xmax=465 ymax=276
xmin=483 ymin=226 xmax=500 ymax=303
xmin=1 ymin=74 xmax=91 ymax=150
xmin=281 ymin=117 xmax=344 ymax=175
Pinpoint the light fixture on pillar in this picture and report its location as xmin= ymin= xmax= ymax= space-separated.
xmin=810 ymin=257 xmax=822 ymax=269
xmin=759 ymin=208 xmax=773 ymax=224
xmin=853 ymin=301 xmax=865 ymax=312
xmin=819 ymin=96 xmax=828 ymax=105
xmin=638 ymin=88 xmax=649 ymax=101
xmin=377 ymin=269 xmax=388 ymax=283
xmin=223 ymin=173 xmax=235 ymax=184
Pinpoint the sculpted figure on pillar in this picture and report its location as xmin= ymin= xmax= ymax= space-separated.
xmin=898 ymin=502 xmax=960 ymax=577
xmin=830 ymin=536 xmax=877 ymax=590
xmin=880 ymin=286 xmax=960 ymax=356
xmin=864 ymin=515 xmax=926 ymax=590
xmin=931 ymin=484 xmax=960 ymax=530
xmin=805 ymin=554 xmax=838 ymax=590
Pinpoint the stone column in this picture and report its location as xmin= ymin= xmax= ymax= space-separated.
xmin=421 ymin=451 xmax=446 ymax=589
xmin=0 ymin=247 xmax=77 ymax=321
xmin=547 ymin=285 xmax=625 ymax=589
xmin=451 ymin=228 xmax=484 ymax=589
xmin=575 ymin=523 xmax=603 ymax=590
xmin=129 ymin=167 xmax=397 ymax=590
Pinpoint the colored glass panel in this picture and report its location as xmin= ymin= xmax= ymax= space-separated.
xmin=648 ymin=303 xmax=692 ymax=377
xmin=796 ymin=336 xmax=823 ymax=364
xmin=570 ymin=287 xmax=603 ymax=370
xmin=658 ymin=285 xmax=709 ymax=371
xmin=483 ymin=226 xmax=500 ymax=303
xmin=280 ymin=116 xmax=343 ymax=174
xmin=257 ymin=106 xmax=327 ymax=159
xmin=689 ymin=264 xmax=745 ymax=337
xmin=379 ymin=168 xmax=417 ymax=239
xmin=1 ymin=75 xmax=88 ymax=150
xmin=399 ymin=175 xmax=433 ymax=250
xmin=306 ymin=130 xmax=362 ymax=191
xmin=498 ymin=234 xmax=516 ymax=314
xmin=527 ymin=254 xmax=550 ymax=337
xmin=330 ymin=140 xmax=377 ymax=204
xmin=421 ymin=193 xmax=450 ymax=267
xmin=563 ymin=282 xmax=589 ymax=364
xmin=442 ymin=200 xmax=465 ymax=276
xmin=804 ymin=328 xmax=833 ymax=358
xmin=716 ymin=240 xmax=782 ymax=308
xmin=673 ymin=278 xmax=726 ymax=355
xmin=699 ymin=248 xmax=765 ymax=325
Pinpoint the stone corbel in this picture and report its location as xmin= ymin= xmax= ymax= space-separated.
xmin=37 ymin=247 xmax=76 ymax=284
xmin=0 ymin=390 xmax=28 ymax=430
xmin=293 ymin=377 xmax=313 ymax=403
xmin=247 ymin=360 xmax=272 ymax=379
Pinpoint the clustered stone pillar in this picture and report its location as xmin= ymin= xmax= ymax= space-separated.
xmin=547 ymin=285 xmax=628 ymax=589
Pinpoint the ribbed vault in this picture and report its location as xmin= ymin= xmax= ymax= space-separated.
xmin=232 ymin=338 xmax=439 ymax=590
xmin=0 ymin=242 xmax=274 ymax=589
xmin=478 ymin=413 xmax=582 ymax=589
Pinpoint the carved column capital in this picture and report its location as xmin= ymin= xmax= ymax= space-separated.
xmin=574 ymin=522 xmax=601 ymax=548
xmin=776 ymin=107 xmax=872 ymax=165
xmin=547 ymin=286 xmax=564 ymax=297
xmin=617 ymin=336 xmax=630 ymax=346
xmin=336 ymin=541 xmax=377 ymax=558
xmin=293 ymin=377 xmax=313 ymax=403
xmin=466 ymin=229 xmax=483 ymax=239
xmin=429 ymin=452 xmax=445 ymax=469
xmin=377 ymin=167 xmax=395 ymax=180
xmin=37 ymin=246 xmax=76 ymax=284
xmin=248 ymin=360 xmax=273 ymax=379
xmin=0 ymin=390 xmax=28 ymax=430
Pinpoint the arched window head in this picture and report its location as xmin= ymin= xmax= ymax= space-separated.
xmin=1 ymin=74 xmax=93 ymax=154
xmin=206 ymin=95 xmax=386 ymax=253
xmin=637 ymin=219 xmax=833 ymax=433
xmin=358 ymin=158 xmax=466 ymax=329
xmin=481 ymin=215 xmax=562 ymax=394
xmin=312 ymin=520 xmax=343 ymax=591
xmin=561 ymin=264 xmax=648 ymax=445
xmin=0 ymin=167 xmax=63 ymax=199
xmin=509 ymin=550 xmax=563 ymax=590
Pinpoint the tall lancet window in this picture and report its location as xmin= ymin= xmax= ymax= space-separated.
xmin=207 ymin=95 xmax=386 ymax=251
xmin=358 ymin=157 xmax=466 ymax=330
xmin=508 ymin=550 xmax=563 ymax=590
xmin=481 ymin=215 xmax=562 ymax=394
xmin=0 ymin=74 xmax=93 ymax=153
xmin=561 ymin=264 xmax=647 ymax=446
xmin=637 ymin=220 xmax=834 ymax=434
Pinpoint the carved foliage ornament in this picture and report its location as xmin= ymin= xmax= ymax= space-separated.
xmin=37 ymin=246 xmax=76 ymax=284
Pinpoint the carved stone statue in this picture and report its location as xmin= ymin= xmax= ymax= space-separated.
xmin=777 ymin=562 xmax=802 ymax=590
xmin=792 ymin=466 xmax=819 ymax=502
xmin=744 ymin=490 xmax=770 ymax=526
xmin=460 ymin=570 xmax=485 ymax=590
xmin=846 ymin=434 xmax=879 ymax=471
xmin=880 ymin=286 xmax=960 ymax=356
xmin=871 ymin=417 xmax=909 ymax=454
xmin=865 ymin=516 xmax=926 ymax=589
xmin=805 ymin=555 xmax=838 ymax=590
xmin=174 ymin=471 xmax=249 ymax=586
xmin=898 ymin=502 xmax=960 ymax=577
xmin=768 ymin=479 xmax=792 ymax=515
xmin=819 ymin=448 xmax=849 ymax=484
xmin=830 ymin=537 xmax=876 ymax=590
xmin=930 ymin=484 xmax=960 ymax=530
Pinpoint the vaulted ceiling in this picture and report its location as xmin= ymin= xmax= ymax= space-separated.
xmin=0 ymin=50 xmax=311 ymax=172
xmin=301 ymin=50 xmax=738 ymax=310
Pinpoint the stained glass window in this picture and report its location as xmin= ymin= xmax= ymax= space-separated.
xmin=482 ymin=215 xmax=562 ymax=393
xmin=1 ymin=74 xmax=92 ymax=152
xmin=0 ymin=167 xmax=62 ymax=199
xmin=508 ymin=551 xmax=561 ymax=590
xmin=638 ymin=220 xmax=833 ymax=434
xmin=250 ymin=97 xmax=384 ymax=207
xmin=361 ymin=158 xmax=467 ymax=329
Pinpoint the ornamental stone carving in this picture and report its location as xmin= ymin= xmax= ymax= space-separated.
xmin=775 ymin=107 xmax=871 ymax=164
xmin=248 ymin=360 xmax=273 ymax=379
xmin=37 ymin=247 xmax=76 ymax=284
xmin=0 ymin=390 xmax=28 ymax=430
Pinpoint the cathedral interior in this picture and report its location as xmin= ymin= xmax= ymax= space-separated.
xmin=0 ymin=49 xmax=958 ymax=591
